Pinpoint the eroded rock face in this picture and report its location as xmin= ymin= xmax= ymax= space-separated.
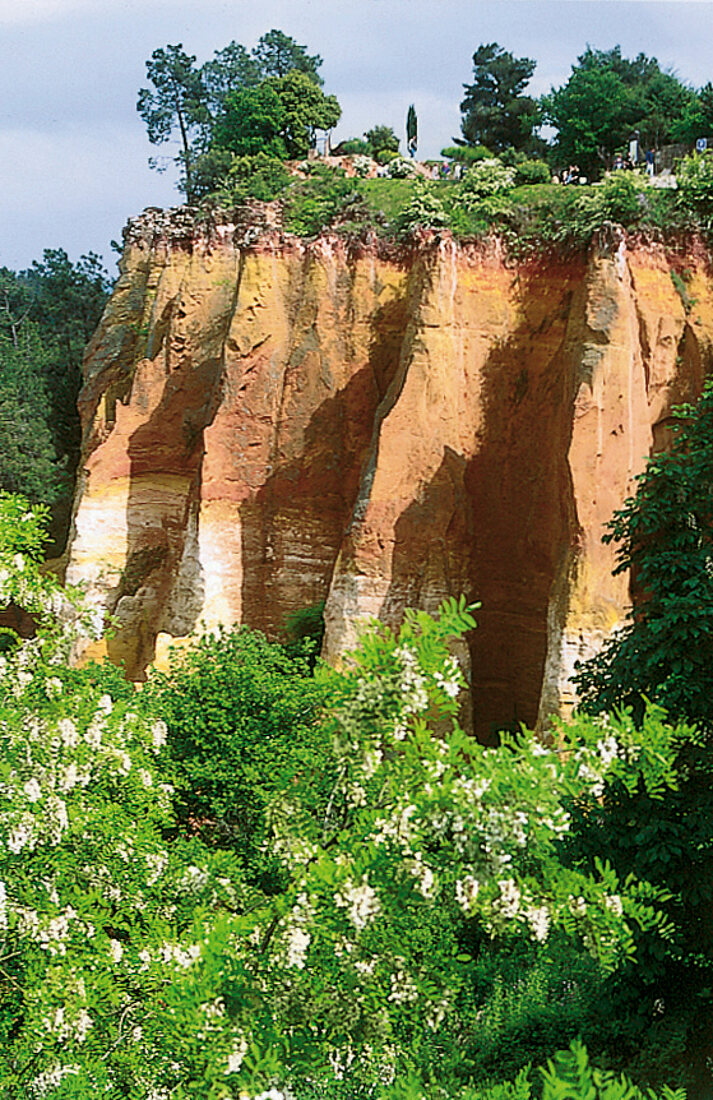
xmin=66 ymin=208 xmax=713 ymax=738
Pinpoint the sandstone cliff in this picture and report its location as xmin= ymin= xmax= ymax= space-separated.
xmin=65 ymin=206 xmax=713 ymax=739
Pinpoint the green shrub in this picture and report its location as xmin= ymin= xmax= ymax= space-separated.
xmin=365 ymin=124 xmax=400 ymax=157
xmin=441 ymin=144 xmax=493 ymax=165
xmin=376 ymin=148 xmax=399 ymax=165
xmin=146 ymin=627 xmax=333 ymax=891
xmin=392 ymin=181 xmax=450 ymax=235
xmin=456 ymin=159 xmax=516 ymax=207
xmin=378 ymin=1041 xmax=685 ymax=1099
xmin=515 ymin=159 xmax=552 ymax=186
xmin=212 ymin=150 xmax=292 ymax=203
xmin=285 ymin=599 xmax=326 ymax=667
xmin=338 ymin=138 xmax=372 ymax=156
xmin=283 ymin=173 xmax=361 ymax=235
xmin=538 ymin=1042 xmax=685 ymax=1100
xmin=498 ymin=148 xmax=529 ymax=168
xmin=676 ymin=151 xmax=713 ymax=224
xmin=386 ymin=156 xmax=417 ymax=179
xmin=408 ymin=931 xmax=605 ymax=1089
xmin=551 ymin=171 xmax=647 ymax=245
xmin=570 ymin=382 xmax=713 ymax=1091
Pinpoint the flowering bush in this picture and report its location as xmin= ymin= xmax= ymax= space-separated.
xmin=456 ymin=159 xmax=516 ymax=209
xmin=0 ymin=494 xmax=688 ymax=1097
xmin=385 ymin=157 xmax=417 ymax=179
xmin=392 ymin=182 xmax=449 ymax=236
xmin=676 ymin=151 xmax=713 ymax=221
xmin=351 ymin=155 xmax=373 ymax=178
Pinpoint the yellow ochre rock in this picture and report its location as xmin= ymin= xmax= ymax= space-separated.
xmin=65 ymin=207 xmax=713 ymax=739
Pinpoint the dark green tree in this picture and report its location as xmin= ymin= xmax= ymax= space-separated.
xmin=213 ymin=83 xmax=288 ymax=159
xmin=146 ymin=627 xmax=333 ymax=893
xmin=0 ymin=252 xmax=110 ymax=518
xmin=406 ymin=104 xmax=418 ymax=156
xmin=364 ymin=124 xmax=399 ymax=156
xmin=571 ymin=382 xmax=713 ymax=1091
xmin=137 ymin=44 xmax=209 ymax=203
xmin=21 ymin=250 xmax=111 ymax=471
xmin=200 ymin=40 xmax=260 ymax=118
xmin=673 ymin=81 xmax=713 ymax=144
xmin=0 ymin=321 xmax=63 ymax=505
xmin=213 ymin=70 xmax=340 ymax=161
xmin=544 ymin=47 xmax=695 ymax=177
xmin=575 ymin=381 xmax=713 ymax=723
xmin=270 ymin=70 xmax=340 ymax=157
xmin=252 ymin=28 xmax=323 ymax=84
xmin=460 ymin=43 xmax=538 ymax=153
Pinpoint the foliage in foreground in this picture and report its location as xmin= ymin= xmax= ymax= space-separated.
xmin=0 ymin=492 xmax=693 ymax=1097
xmin=145 ymin=626 xmax=332 ymax=893
xmin=383 ymin=1040 xmax=685 ymax=1100
xmin=571 ymin=379 xmax=713 ymax=1090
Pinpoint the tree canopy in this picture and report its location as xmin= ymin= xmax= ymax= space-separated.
xmin=138 ymin=30 xmax=336 ymax=199
xmin=460 ymin=42 xmax=539 ymax=153
xmin=252 ymin=28 xmax=323 ymax=84
xmin=137 ymin=44 xmax=208 ymax=203
xmin=0 ymin=252 xmax=111 ymax=516
xmin=544 ymin=46 xmax=696 ymax=176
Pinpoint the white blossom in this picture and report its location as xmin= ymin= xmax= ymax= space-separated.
xmin=455 ymin=875 xmax=480 ymax=913
xmin=569 ymin=895 xmax=587 ymax=917
xmin=23 ymin=777 xmax=42 ymax=803
xmin=57 ymin=718 xmax=79 ymax=748
xmin=605 ymin=894 xmax=623 ymax=917
xmin=388 ymin=967 xmax=418 ymax=1004
xmin=496 ymin=878 xmax=521 ymax=920
xmin=336 ymin=875 xmax=381 ymax=931
xmin=8 ymin=816 xmax=36 ymax=854
xmin=286 ymin=926 xmax=311 ymax=969
xmin=225 ymin=1034 xmax=248 ymax=1074
xmin=59 ymin=763 xmax=78 ymax=793
xmin=597 ymin=735 xmax=619 ymax=770
xmin=151 ymin=720 xmax=167 ymax=751
xmin=30 ymin=1063 xmax=80 ymax=1096
xmin=45 ymin=677 xmax=63 ymax=699
xmin=74 ymin=1009 xmax=93 ymax=1042
xmin=109 ymin=938 xmax=124 ymax=963
xmin=180 ymin=865 xmax=209 ymax=892
xmin=160 ymin=941 xmax=201 ymax=968
xmin=526 ymin=905 xmax=550 ymax=943
xmin=408 ymin=853 xmax=436 ymax=899
xmin=146 ymin=851 xmax=168 ymax=885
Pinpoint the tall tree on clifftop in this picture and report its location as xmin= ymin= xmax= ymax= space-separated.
xmin=252 ymin=28 xmax=323 ymax=84
xmin=137 ymin=44 xmax=209 ymax=204
xmin=460 ymin=43 xmax=538 ymax=152
xmin=406 ymin=103 xmax=418 ymax=156
xmin=139 ymin=31 xmax=332 ymax=198
xmin=543 ymin=47 xmax=695 ymax=177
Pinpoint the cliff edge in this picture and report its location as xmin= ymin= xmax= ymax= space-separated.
xmin=65 ymin=206 xmax=713 ymax=738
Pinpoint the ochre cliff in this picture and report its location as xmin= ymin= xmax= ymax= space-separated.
xmin=65 ymin=206 xmax=713 ymax=739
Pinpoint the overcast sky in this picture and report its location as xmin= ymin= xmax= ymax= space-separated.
xmin=2 ymin=0 xmax=713 ymax=273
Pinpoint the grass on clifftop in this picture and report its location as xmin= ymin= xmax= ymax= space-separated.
xmin=205 ymin=154 xmax=698 ymax=250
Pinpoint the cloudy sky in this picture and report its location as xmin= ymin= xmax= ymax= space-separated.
xmin=1 ymin=0 xmax=712 ymax=272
